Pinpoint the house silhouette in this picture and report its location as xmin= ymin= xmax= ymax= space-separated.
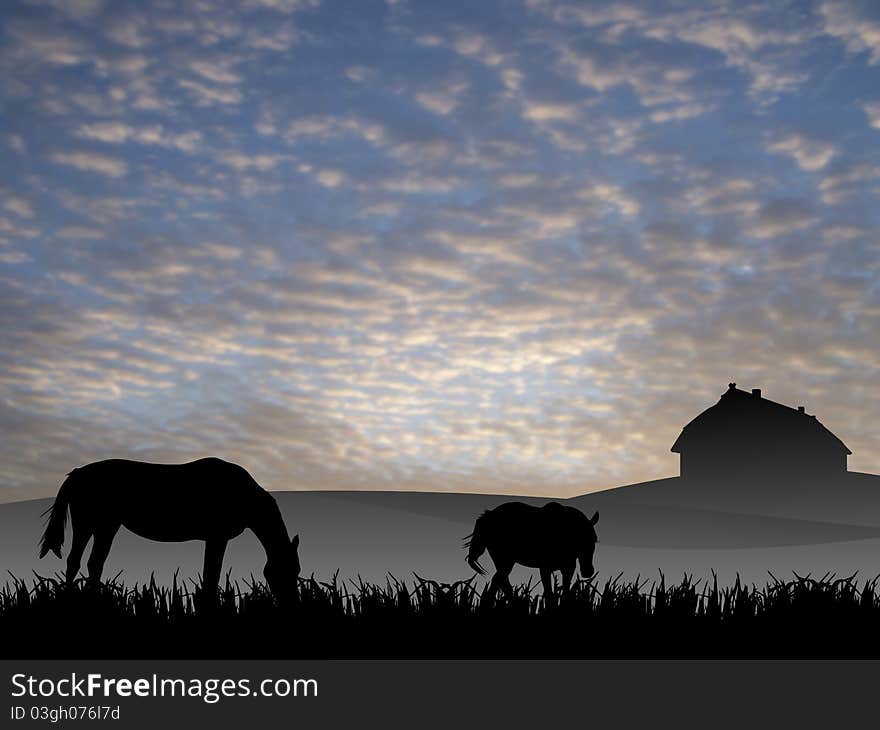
xmin=671 ymin=383 xmax=851 ymax=483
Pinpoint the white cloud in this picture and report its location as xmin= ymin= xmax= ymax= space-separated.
xmin=105 ymin=16 xmax=152 ymax=49
xmin=749 ymin=198 xmax=817 ymax=238
xmin=76 ymin=122 xmax=202 ymax=152
xmin=452 ymin=31 xmax=504 ymax=67
xmin=24 ymin=0 xmax=104 ymax=20
xmin=649 ymin=102 xmax=714 ymax=124
xmin=3 ymin=197 xmax=34 ymax=219
xmin=766 ymin=134 xmax=836 ymax=171
xmin=497 ymin=173 xmax=540 ymax=188
xmin=818 ymin=162 xmax=880 ymax=204
xmin=358 ymin=201 xmax=401 ymax=217
xmin=244 ymin=24 xmax=298 ymax=50
xmin=548 ymin=4 xmax=813 ymax=101
xmin=821 ymin=0 xmax=880 ymax=64
xmin=2 ymin=0 xmax=880 ymax=500
xmin=218 ymin=152 xmax=286 ymax=171
xmin=315 ymin=169 xmax=347 ymax=187
xmin=242 ymin=0 xmax=320 ymax=13
xmin=381 ymin=173 xmax=461 ymax=194
xmin=51 ymin=151 xmax=128 ymax=177
xmin=284 ymin=116 xmax=385 ymax=145
xmin=577 ymin=182 xmax=640 ymax=218
xmin=178 ymin=78 xmax=243 ymax=106
xmin=345 ymin=65 xmax=373 ymax=83
xmin=189 ymin=60 xmax=241 ymax=84
xmin=7 ymin=135 xmax=26 ymax=154
xmin=864 ymin=102 xmax=880 ymax=129
xmin=416 ymin=91 xmax=460 ymax=116
xmin=57 ymin=225 xmax=105 ymax=239
xmin=522 ymin=102 xmax=579 ymax=122
xmin=7 ymin=21 xmax=89 ymax=66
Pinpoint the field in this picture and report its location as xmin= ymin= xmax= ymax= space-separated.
xmin=3 ymin=571 xmax=880 ymax=658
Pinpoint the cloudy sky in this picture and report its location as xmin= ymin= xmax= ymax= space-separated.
xmin=0 ymin=0 xmax=878 ymax=502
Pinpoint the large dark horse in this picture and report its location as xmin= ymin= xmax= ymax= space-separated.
xmin=464 ymin=501 xmax=598 ymax=599
xmin=39 ymin=458 xmax=300 ymax=597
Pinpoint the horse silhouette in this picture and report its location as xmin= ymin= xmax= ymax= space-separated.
xmin=464 ymin=501 xmax=598 ymax=600
xmin=38 ymin=457 xmax=300 ymax=597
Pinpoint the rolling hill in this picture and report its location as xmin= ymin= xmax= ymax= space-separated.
xmin=3 ymin=470 xmax=880 ymax=588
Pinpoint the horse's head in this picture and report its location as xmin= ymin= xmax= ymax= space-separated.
xmin=264 ymin=533 xmax=300 ymax=597
xmin=578 ymin=512 xmax=599 ymax=579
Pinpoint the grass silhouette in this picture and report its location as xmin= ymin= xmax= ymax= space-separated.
xmin=2 ymin=570 xmax=878 ymax=658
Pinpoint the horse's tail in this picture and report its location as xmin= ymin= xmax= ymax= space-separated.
xmin=39 ymin=470 xmax=78 ymax=559
xmin=463 ymin=510 xmax=491 ymax=575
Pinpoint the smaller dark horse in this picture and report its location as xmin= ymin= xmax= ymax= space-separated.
xmin=464 ymin=501 xmax=599 ymax=599
xmin=38 ymin=457 xmax=300 ymax=598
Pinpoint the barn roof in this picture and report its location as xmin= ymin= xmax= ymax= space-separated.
xmin=671 ymin=383 xmax=851 ymax=455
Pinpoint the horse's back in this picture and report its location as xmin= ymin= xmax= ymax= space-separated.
xmin=67 ymin=457 xmax=265 ymax=541
xmin=483 ymin=501 xmax=587 ymax=568
xmin=540 ymin=501 xmax=587 ymax=528
xmin=76 ymin=456 xmax=256 ymax=487
xmin=488 ymin=501 xmax=541 ymax=521
xmin=487 ymin=501 xmax=576 ymax=527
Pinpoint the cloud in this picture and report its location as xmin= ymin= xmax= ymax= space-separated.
xmin=451 ymin=30 xmax=504 ymax=67
xmin=576 ymin=182 xmax=640 ymax=218
xmin=649 ymin=102 xmax=714 ymax=124
xmin=345 ymin=65 xmax=373 ymax=83
xmin=283 ymin=115 xmax=386 ymax=145
xmin=178 ymin=78 xmax=243 ymax=106
xmin=818 ymin=160 xmax=880 ymax=204
xmin=242 ymin=0 xmax=320 ymax=13
xmin=315 ymin=169 xmax=347 ymax=187
xmin=189 ymin=60 xmax=242 ymax=85
xmin=0 ymin=0 xmax=878 ymax=503
xmin=218 ymin=152 xmax=286 ymax=170
xmin=76 ymin=122 xmax=202 ymax=152
xmin=820 ymin=0 xmax=880 ymax=64
xmin=24 ymin=0 xmax=104 ymax=21
xmin=749 ymin=198 xmax=818 ymax=238
xmin=416 ymin=91 xmax=460 ymax=116
xmin=7 ymin=135 xmax=26 ymax=154
xmin=864 ymin=102 xmax=880 ymax=128
xmin=522 ymin=101 xmax=579 ymax=122
xmin=244 ymin=24 xmax=298 ymax=50
xmin=57 ymin=225 xmax=105 ymax=239
xmin=766 ymin=133 xmax=836 ymax=171
xmin=3 ymin=196 xmax=35 ymax=219
xmin=50 ymin=151 xmax=128 ymax=177
xmin=541 ymin=2 xmax=815 ymax=101
xmin=5 ymin=19 xmax=91 ymax=66
xmin=105 ymin=14 xmax=152 ymax=49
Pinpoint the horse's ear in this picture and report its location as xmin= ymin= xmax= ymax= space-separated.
xmin=291 ymin=534 xmax=299 ymax=549
xmin=590 ymin=512 xmax=599 ymax=526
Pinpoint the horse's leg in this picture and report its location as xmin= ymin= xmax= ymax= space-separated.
xmin=499 ymin=573 xmax=514 ymax=600
xmin=487 ymin=572 xmax=503 ymax=603
xmin=540 ymin=567 xmax=555 ymax=605
xmin=65 ymin=521 xmax=92 ymax=587
xmin=202 ymin=538 xmax=228 ymax=596
xmin=86 ymin=524 xmax=120 ymax=584
xmin=561 ymin=561 xmax=576 ymax=597
xmin=489 ymin=561 xmax=514 ymax=602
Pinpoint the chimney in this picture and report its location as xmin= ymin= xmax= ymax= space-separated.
xmin=752 ymin=388 xmax=761 ymax=398
xmin=798 ymin=406 xmax=805 ymax=414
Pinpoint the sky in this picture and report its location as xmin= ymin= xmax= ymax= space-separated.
xmin=0 ymin=0 xmax=878 ymax=503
